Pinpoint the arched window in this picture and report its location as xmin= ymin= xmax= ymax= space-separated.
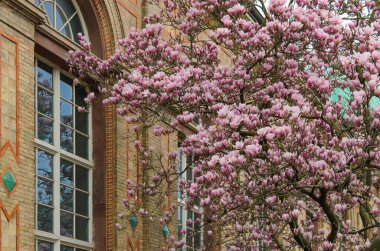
xmin=34 ymin=0 xmax=85 ymax=43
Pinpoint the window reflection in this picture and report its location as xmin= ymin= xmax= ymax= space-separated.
xmin=60 ymin=159 xmax=73 ymax=186
xmin=36 ymin=61 xmax=53 ymax=90
xmin=60 ymin=80 xmax=73 ymax=101
xmin=37 ymin=150 xmax=53 ymax=179
xmin=60 ymin=185 xmax=73 ymax=212
xmin=60 ymin=211 xmax=73 ymax=237
xmin=60 ymin=125 xmax=73 ymax=153
xmin=37 ymin=179 xmax=53 ymax=205
xmin=37 ymin=88 xmax=53 ymax=117
xmin=38 ymin=240 xmax=54 ymax=251
xmin=37 ymin=205 xmax=53 ymax=232
xmin=37 ymin=115 xmax=54 ymax=144
xmin=35 ymin=59 xmax=91 ymax=247
xmin=60 ymin=100 xmax=73 ymax=127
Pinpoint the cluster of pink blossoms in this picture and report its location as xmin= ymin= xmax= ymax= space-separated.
xmin=68 ymin=0 xmax=380 ymax=250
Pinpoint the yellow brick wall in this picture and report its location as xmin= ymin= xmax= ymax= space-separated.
xmin=0 ymin=2 xmax=40 ymax=250
xmin=115 ymin=113 xmax=179 ymax=250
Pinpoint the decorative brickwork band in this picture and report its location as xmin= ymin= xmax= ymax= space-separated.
xmin=127 ymin=235 xmax=140 ymax=251
xmin=0 ymin=31 xmax=20 ymax=164
xmin=0 ymin=31 xmax=20 ymax=250
xmin=105 ymin=104 xmax=116 ymax=251
xmin=117 ymin=0 xmax=139 ymax=33
xmin=91 ymin=1 xmax=117 ymax=250
xmin=0 ymin=202 xmax=19 ymax=251
xmin=92 ymin=0 xmax=115 ymax=58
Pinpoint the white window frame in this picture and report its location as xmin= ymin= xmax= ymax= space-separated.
xmin=178 ymin=150 xmax=203 ymax=251
xmin=34 ymin=56 xmax=93 ymax=251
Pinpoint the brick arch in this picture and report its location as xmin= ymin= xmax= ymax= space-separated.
xmin=86 ymin=1 xmax=117 ymax=251
xmin=90 ymin=0 xmax=116 ymax=57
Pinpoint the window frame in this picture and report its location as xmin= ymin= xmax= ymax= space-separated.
xmin=34 ymin=56 xmax=93 ymax=251
xmin=34 ymin=0 xmax=88 ymax=44
xmin=177 ymin=150 xmax=203 ymax=251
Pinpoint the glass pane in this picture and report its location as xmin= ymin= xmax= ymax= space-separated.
xmin=60 ymin=78 xmax=73 ymax=101
xmin=56 ymin=6 xmax=71 ymax=38
xmin=60 ymin=100 xmax=73 ymax=127
xmin=60 ymin=159 xmax=73 ymax=186
xmin=37 ymin=114 xmax=53 ymax=144
xmin=75 ymin=133 xmax=88 ymax=159
xmin=186 ymin=158 xmax=193 ymax=181
xmin=61 ymin=246 xmax=74 ymax=251
xmin=187 ymin=210 xmax=193 ymax=221
xmin=75 ymin=190 xmax=88 ymax=216
xmin=75 ymin=166 xmax=88 ymax=191
xmin=60 ymin=211 xmax=74 ymax=237
xmin=177 ymin=150 xmax=182 ymax=173
xmin=37 ymin=61 xmax=53 ymax=90
xmin=60 ymin=185 xmax=73 ymax=212
xmin=194 ymin=230 xmax=201 ymax=249
xmin=37 ymin=240 xmax=53 ymax=251
xmin=37 ymin=178 xmax=53 ymax=206
xmin=57 ymin=0 xmax=76 ymax=16
xmin=42 ymin=2 xmax=54 ymax=27
xmin=37 ymin=150 xmax=53 ymax=179
xmin=37 ymin=205 xmax=53 ymax=232
xmin=75 ymin=216 xmax=88 ymax=241
xmin=178 ymin=225 xmax=182 ymax=241
xmin=70 ymin=15 xmax=84 ymax=44
xmin=75 ymin=109 xmax=88 ymax=134
xmin=61 ymin=125 xmax=73 ymax=152
xmin=186 ymin=227 xmax=193 ymax=248
xmin=178 ymin=206 xmax=182 ymax=222
xmin=75 ymin=84 xmax=87 ymax=107
xmin=194 ymin=212 xmax=201 ymax=249
xmin=194 ymin=213 xmax=201 ymax=228
xmin=37 ymin=87 xmax=53 ymax=117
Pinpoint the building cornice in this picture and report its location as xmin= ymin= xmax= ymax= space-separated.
xmin=0 ymin=0 xmax=45 ymax=25
xmin=36 ymin=25 xmax=81 ymax=52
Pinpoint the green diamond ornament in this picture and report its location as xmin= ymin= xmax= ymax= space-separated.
xmin=162 ymin=224 xmax=169 ymax=239
xmin=130 ymin=213 xmax=138 ymax=230
xmin=1 ymin=167 xmax=17 ymax=195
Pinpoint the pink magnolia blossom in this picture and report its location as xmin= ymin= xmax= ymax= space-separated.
xmin=68 ymin=0 xmax=380 ymax=249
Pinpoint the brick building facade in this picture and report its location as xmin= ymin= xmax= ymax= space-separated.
xmin=0 ymin=0 xmax=183 ymax=250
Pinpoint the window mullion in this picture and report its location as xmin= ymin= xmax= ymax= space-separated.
xmin=59 ymin=11 xmax=77 ymax=33
xmin=88 ymin=94 xmax=93 ymax=163
xmin=53 ymin=148 xmax=60 ymax=242
xmin=88 ymin=167 xmax=93 ymax=243
xmin=73 ymin=87 xmax=76 ymax=157
xmin=53 ymin=68 xmax=60 ymax=151
xmin=34 ymin=59 xmax=38 ymax=141
xmin=73 ymin=164 xmax=76 ymax=240
xmin=53 ymin=67 xmax=61 ymax=243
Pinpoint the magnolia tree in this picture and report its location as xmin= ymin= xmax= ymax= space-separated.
xmin=68 ymin=0 xmax=380 ymax=250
